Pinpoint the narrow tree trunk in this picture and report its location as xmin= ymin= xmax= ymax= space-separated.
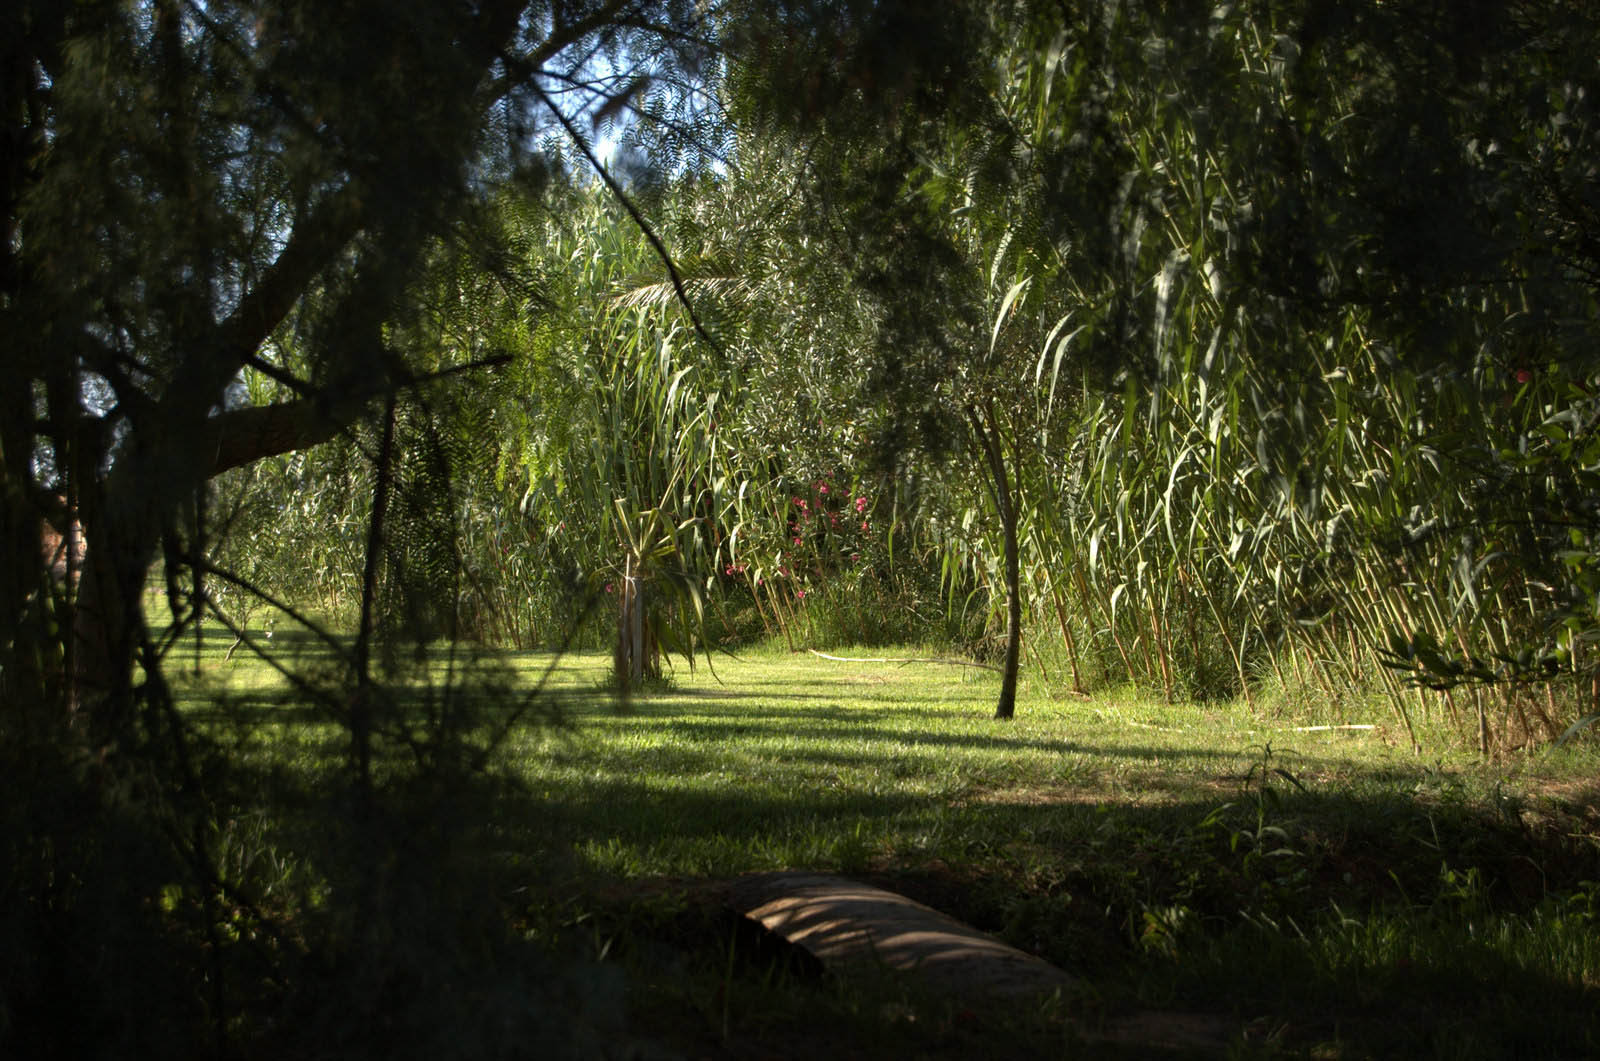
xmin=72 ymin=475 xmax=166 ymax=745
xmin=630 ymin=571 xmax=644 ymax=686
xmin=614 ymin=555 xmax=632 ymax=697
xmin=968 ymin=403 xmax=1020 ymax=720
xmin=351 ymin=397 xmax=398 ymax=796
xmin=995 ymin=465 xmax=1021 ymax=720
xmin=613 ymin=555 xmax=651 ymax=703
xmin=0 ymin=464 xmax=62 ymax=717
xmin=192 ymin=485 xmax=205 ymax=674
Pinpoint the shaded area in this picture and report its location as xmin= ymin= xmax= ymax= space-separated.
xmin=161 ymin=647 xmax=1600 ymax=1057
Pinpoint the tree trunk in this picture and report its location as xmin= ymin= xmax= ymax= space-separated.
xmin=968 ymin=402 xmax=1020 ymax=720
xmin=1 ymin=464 xmax=66 ymax=716
xmin=71 ymin=474 xmax=164 ymax=743
xmin=62 ymin=395 xmax=378 ymax=739
xmin=630 ymin=577 xmax=644 ymax=687
xmin=614 ymin=560 xmax=659 ymax=700
xmin=351 ymin=397 xmax=397 ymax=795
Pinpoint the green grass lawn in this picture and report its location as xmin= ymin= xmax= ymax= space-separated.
xmin=184 ymin=634 xmax=1600 ymax=1058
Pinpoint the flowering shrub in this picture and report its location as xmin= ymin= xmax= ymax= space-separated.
xmin=722 ymin=474 xmax=880 ymax=610
xmin=709 ymin=471 xmax=958 ymax=648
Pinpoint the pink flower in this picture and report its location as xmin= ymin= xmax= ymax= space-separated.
xmin=855 ymin=497 xmax=868 ymax=513
xmin=818 ymin=484 xmax=829 ymax=495
xmin=725 ymin=564 xmax=735 ymax=575
xmin=1516 ymin=369 xmax=1532 ymax=384
xmin=604 ymin=583 xmax=614 ymax=594
xmin=797 ymin=589 xmax=806 ymax=599
xmin=851 ymin=552 xmax=860 ymax=563
xmin=792 ymin=536 xmax=803 ymax=546
xmin=861 ymin=521 xmax=870 ymax=532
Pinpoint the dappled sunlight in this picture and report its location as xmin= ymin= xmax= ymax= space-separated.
xmin=158 ymin=637 xmax=1600 ymax=1058
xmin=12 ymin=1 xmax=1600 ymax=1056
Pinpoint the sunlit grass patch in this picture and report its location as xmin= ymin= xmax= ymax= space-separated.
xmin=179 ymin=635 xmax=1599 ymax=1058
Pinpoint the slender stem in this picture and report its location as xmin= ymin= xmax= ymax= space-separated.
xmin=352 ymin=396 xmax=397 ymax=796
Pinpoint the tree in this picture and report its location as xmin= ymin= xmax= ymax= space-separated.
xmin=726 ymin=0 xmax=1129 ymax=717
xmin=0 ymin=2 xmax=735 ymax=1052
xmin=1 ymin=0 xmax=729 ymax=735
xmin=723 ymin=0 xmax=1600 ymax=724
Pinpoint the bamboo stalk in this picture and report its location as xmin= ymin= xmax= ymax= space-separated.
xmin=1047 ymin=575 xmax=1087 ymax=695
xmin=1149 ymin=597 xmax=1175 ymax=703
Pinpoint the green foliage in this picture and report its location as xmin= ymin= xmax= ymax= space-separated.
xmin=731 ymin=0 xmax=1600 ymax=743
xmin=484 ymin=649 xmax=1600 ymax=1058
xmin=1 ymin=3 xmax=737 ymax=1056
xmin=13 ymin=0 xmax=1600 ymax=1052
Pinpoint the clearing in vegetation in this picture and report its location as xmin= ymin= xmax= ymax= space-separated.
xmin=191 ymin=639 xmax=1600 ymax=1059
xmin=11 ymin=4 xmax=1600 ymax=1058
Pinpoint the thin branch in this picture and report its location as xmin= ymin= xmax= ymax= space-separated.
xmin=244 ymin=354 xmax=316 ymax=398
xmin=197 ymin=604 xmax=348 ymax=720
xmin=529 ymin=0 xmax=640 ymax=69
xmin=807 ymin=648 xmax=1001 ymax=673
xmin=523 ymin=75 xmax=726 ymax=359
xmin=537 ymin=67 xmax=733 ymax=169
xmin=402 ymin=351 xmax=515 ymax=384
xmin=189 ymin=555 xmax=350 ymax=661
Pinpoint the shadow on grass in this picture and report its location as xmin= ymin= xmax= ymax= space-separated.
xmin=167 ymin=644 xmax=1598 ymax=1057
xmin=532 ymin=770 xmax=1599 ymax=1059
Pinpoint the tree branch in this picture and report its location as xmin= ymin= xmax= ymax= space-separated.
xmin=204 ymin=353 xmax=513 ymax=477
xmin=523 ymin=75 xmax=726 ymax=359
